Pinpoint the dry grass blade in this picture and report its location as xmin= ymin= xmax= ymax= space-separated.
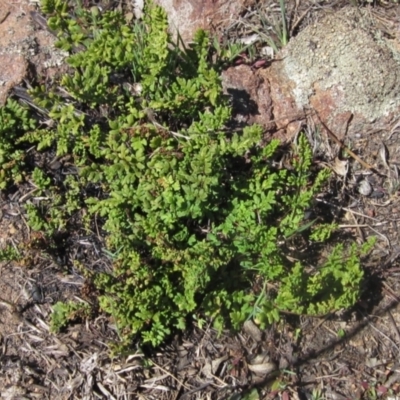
xmin=115 ymin=364 xmax=142 ymax=374
xmin=26 ymin=333 xmax=45 ymax=342
xmin=342 ymin=207 xmax=380 ymax=221
xmin=386 ymin=309 xmax=400 ymax=355
xmin=34 ymin=316 xmax=50 ymax=331
xmin=97 ymin=382 xmax=117 ymax=399
xmin=387 ymin=117 xmax=400 ymax=140
xmin=148 ymin=359 xmax=190 ymax=390
xmin=140 ymin=384 xmax=170 ymax=391
xmin=144 ymin=107 xmax=191 ymax=140
xmin=316 ymin=113 xmax=382 ymax=175
xmin=145 ymin=373 xmax=170 ymax=384
xmin=379 ymin=141 xmax=390 ymax=170
xmin=290 ymin=5 xmax=314 ymax=36
xmin=359 ymin=308 xmax=400 ymax=354
xmin=367 ymin=224 xmax=390 ymax=247
xmin=65 ymin=374 xmax=85 ymax=395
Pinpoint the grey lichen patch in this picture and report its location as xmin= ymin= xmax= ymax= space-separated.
xmin=42 ymin=44 xmax=68 ymax=68
xmin=282 ymin=7 xmax=400 ymax=122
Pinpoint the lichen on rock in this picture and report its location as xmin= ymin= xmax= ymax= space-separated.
xmin=269 ymin=7 xmax=400 ymax=138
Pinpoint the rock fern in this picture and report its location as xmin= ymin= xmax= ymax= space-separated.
xmin=0 ymin=0 xmax=374 ymax=349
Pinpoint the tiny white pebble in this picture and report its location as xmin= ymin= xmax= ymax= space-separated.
xmin=358 ymin=180 xmax=372 ymax=196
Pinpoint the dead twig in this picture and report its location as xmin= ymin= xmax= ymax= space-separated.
xmin=0 ymin=11 xmax=10 ymax=24
xmin=382 ymin=250 xmax=400 ymax=269
xmin=387 ymin=309 xmax=400 ymax=354
xmin=342 ymin=207 xmax=379 ymax=222
xmin=316 ymin=113 xmax=384 ymax=175
xmin=350 ymin=208 xmax=365 ymax=242
xmin=144 ymin=108 xmax=191 ymax=140
xmin=290 ymin=5 xmax=313 ymax=36
xmin=367 ymin=224 xmax=390 ymax=248
xmin=147 ymin=359 xmax=191 ymax=391
xmin=360 ymin=308 xmax=400 ymax=354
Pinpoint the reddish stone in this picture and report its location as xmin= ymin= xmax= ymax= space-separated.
xmin=221 ymin=65 xmax=275 ymax=131
xmin=155 ymin=0 xmax=256 ymax=44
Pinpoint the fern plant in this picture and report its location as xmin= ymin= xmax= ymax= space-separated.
xmin=0 ymin=99 xmax=36 ymax=188
xmin=0 ymin=0 xmax=374 ymax=349
xmin=50 ymin=300 xmax=91 ymax=332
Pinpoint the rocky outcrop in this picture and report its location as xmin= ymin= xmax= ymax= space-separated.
xmin=223 ymin=7 xmax=400 ymax=142
xmin=154 ymin=0 xmax=256 ymax=44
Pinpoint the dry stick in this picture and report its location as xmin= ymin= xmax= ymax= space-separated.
xmin=350 ymin=207 xmax=365 ymax=242
xmin=382 ymin=249 xmax=400 ymax=269
xmin=342 ymin=207 xmax=379 ymax=221
xmin=147 ymin=359 xmax=191 ymax=391
xmin=315 ymin=113 xmax=383 ymax=174
xmin=0 ymin=297 xmax=41 ymax=333
xmin=290 ymin=5 xmax=313 ymax=36
xmin=180 ymin=382 xmax=213 ymax=399
xmin=172 ymin=382 xmax=183 ymax=400
xmin=367 ymin=224 xmax=390 ymax=247
xmin=339 ymin=224 xmax=369 ymax=228
xmin=387 ymin=309 xmax=400 ymax=352
xmin=19 ymin=209 xmax=31 ymax=243
xmin=361 ymin=310 xmax=400 ymax=353
xmin=370 ymin=199 xmax=393 ymax=207
xmin=315 ymin=198 xmax=380 ymax=221
xmin=381 ymin=283 xmax=400 ymax=350
xmin=0 ymin=11 xmax=10 ymax=24
xmin=144 ymin=107 xmax=191 ymax=140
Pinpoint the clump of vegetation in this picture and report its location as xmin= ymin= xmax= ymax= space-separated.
xmin=51 ymin=300 xmax=91 ymax=332
xmin=0 ymin=99 xmax=36 ymax=188
xmin=0 ymin=244 xmax=21 ymax=262
xmin=0 ymin=0 xmax=374 ymax=349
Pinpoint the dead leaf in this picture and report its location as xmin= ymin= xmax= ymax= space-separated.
xmin=247 ymin=361 xmax=277 ymax=376
xmin=243 ymin=320 xmax=262 ymax=342
xmin=80 ymin=353 xmax=98 ymax=374
xmin=331 ymin=157 xmax=348 ymax=176
xmin=202 ymin=354 xmax=229 ymax=378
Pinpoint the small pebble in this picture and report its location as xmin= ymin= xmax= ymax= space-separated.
xmin=358 ymin=180 xmax=372 ymax=196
